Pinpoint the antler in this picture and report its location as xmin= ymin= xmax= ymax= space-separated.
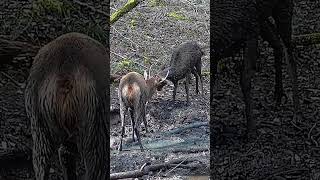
xmin=148 ymin=64 xmax=153 ymax=78
xmin=160 ymin=69 xmax=170 ymax=83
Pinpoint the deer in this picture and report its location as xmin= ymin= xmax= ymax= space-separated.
xmin=24 ymin=32 xmax=109 ymax=180
xmin=159 ymin=41 xmax=205 ymax=104
xmin=210 ymin=0 xmax=299 ymax=139
xmin=118 ymin=67 xmax=169 ymax=152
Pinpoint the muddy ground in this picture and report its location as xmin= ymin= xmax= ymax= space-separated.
xmin=211 ymin=1 xmax=320 ymax=179
xmin=110 ymin=0 xmax=210 ymax=178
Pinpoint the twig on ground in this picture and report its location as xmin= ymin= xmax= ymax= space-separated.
xmin=161 ymin=122 xmax=208 ymax=136
xmin=164 ymin=157 xmax=188 ymax=176
xmin=308 ymin=122 xmax=317 ymax=139
xmin=111 ymin=50 xmax=126 ymax=59
xmin=1 ymin=72 xmax=24 ymax=88
xmin=290 ymin=121 xmax=303 ymax=131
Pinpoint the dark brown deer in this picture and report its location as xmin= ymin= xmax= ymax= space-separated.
xmin=159 ymin=41 xmax=204 ymax=104
xmin=210 ymin=0 xmax=299 ymax=138
xmin=118 ymin=68 xmax=169 ymax=152
xmin=25 ymin=32 xmax=109 ymax=180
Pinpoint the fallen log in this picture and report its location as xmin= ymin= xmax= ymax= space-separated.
xmin=110 ymin=157 xmax=203 ymax=180
xmin=110 ymin=0 xmax=141 ymax=25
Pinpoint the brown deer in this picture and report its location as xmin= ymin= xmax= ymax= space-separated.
xmin=24 ymin=32 xmax=109 ymax=180
xmin=118 ymin=67 xmax=169 ymax=152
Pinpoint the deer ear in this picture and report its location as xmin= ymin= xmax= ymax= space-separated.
xmin=144 ymin=70 xmax=148 ymax=80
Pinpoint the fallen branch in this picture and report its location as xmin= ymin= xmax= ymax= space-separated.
xmin=110 ymin=0 xmax=141 ymax=25
xmin=171 ymin=146 xmax=209 ymax=153
xmin=110 ymin=157 xmax=201 ymax=179
xmin=1 ymin=72 xmax=25 ymax=88
xmin=162 ymin=122 xmax=208 ymax=136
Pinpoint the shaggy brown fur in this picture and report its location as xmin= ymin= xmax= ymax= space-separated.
xmin=25 ymin=32 xmax=109 ymax=180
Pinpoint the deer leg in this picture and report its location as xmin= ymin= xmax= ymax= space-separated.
xmin=192 ymin=67 xmax=199 ymax=94
xmin=31 ymin=120 xmax=54 ymax=180
xmin=118 ymin=102 xmax=127 ymax=151
xmin=142 ymin=103 xmax=148 ymax=133
xmin=129 ymin=108 xmax=135 ymax=142
xmin=81 ymin=119 xmax=108 ymax=180
xmin=241 ymin=38 xmax=258 ymax=139
xmin=185 ymin=73 xmax=191 ymax=104
xmin=173 ymin=81 xmax=178 ymax=102
xmin=260 ymin=20 xmax=285 ymax=105
xmin=134 ymin=112 xmax=144 ymax=152
xmin=58 ymin=141 xmax=77 ymax=180
xmin=274 ymin=3 xmax=300 ymax=116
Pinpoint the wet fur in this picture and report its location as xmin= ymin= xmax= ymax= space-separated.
xmin=25 ymin=32 xmax=109 ymax=180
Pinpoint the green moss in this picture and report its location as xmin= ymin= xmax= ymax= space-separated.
xmin=143 ymin=56 xmax=151 ymax=65
xmin=115 ymin=58 xmax=142 ymax=74
xmin=148 ymin=0 xmax=166 ymax=7
xmin=201 ymin=71 xmax=211 ymax=76
xmin=168 ymin=11 xmax=190 ymax=21
xmin=32 ymin=0 xmax=73 ymax=17
xmin=130 ymin=19 xmax=137 ymax=29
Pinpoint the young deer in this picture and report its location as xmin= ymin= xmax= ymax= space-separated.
xmin=25 ymin=32 xmax=109 ymax=180
xmin=118 ymin=68 xmax=169 ymax=152
xmin=159 ymin=41 xmax=204 ymax=104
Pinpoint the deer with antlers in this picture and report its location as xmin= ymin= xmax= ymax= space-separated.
xmin=118 ymin=66 xmax=169 ymax=151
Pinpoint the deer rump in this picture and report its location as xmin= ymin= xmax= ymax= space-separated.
xmin=25 ymin=35 xmax=108 ymax=143
xmin=25 ymin=32 xmax=109 ymax=180
xmin=121 ymin=83 xmax=142 ymax=109
xmin=35 ymin=67 xmax=98 ymax=138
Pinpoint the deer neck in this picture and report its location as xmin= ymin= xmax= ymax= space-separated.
xmin=145 ymin=80 xmax=156 ymax=100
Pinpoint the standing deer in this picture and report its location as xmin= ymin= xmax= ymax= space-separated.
xmin=118 ymin=68 xmax=169 ymax=152
xmin=25 ymin=32 xmax=109 ymax=180
xmin=210 ymin=0 xmax=299 ymax=138
xmin=159 ymin=41 xmax=204 ymax=104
